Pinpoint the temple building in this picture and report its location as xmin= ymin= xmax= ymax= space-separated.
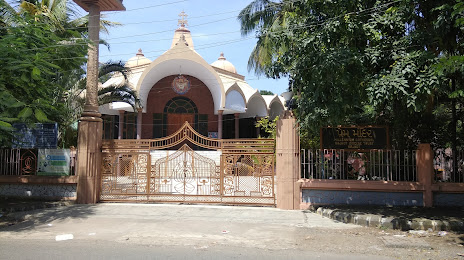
xmin=99 ymin=12 xmax=287 ymax=140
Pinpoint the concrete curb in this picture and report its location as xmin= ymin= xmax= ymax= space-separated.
xmin=313 ymin=206 xmax=464 ymax=232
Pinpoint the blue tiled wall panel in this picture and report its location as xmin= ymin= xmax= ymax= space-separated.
xmin=434 ymin=193 xmax=464 ymax=207
xmin=302 ymin=189 xmax=423 ymax=206
xmin=0 ymin=184 xmax=76 ymax=198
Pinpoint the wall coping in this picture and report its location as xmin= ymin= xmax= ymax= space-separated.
xmin=0 ymin=176 xmax=77 ymax=185
xmin=299 ymin=179 xmax=424 ymax=192
xmin=431 ymin=182 xmax=464 ymax=193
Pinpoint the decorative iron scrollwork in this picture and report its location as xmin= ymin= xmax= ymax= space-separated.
xmin=21 ymin=149 xmax=37 ymax=175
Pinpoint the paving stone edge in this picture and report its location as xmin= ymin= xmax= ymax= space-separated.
xmin=312 ymin=206 xmax=464 ymax=232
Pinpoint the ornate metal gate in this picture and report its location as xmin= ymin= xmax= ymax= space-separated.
xmin=100 ymin=122 xmax=275 ymax=206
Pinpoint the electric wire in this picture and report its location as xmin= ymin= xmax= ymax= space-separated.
xmin=0 ymin=0 xmax=306 ymax=30
xmin=0 ymin=0 xmax=401 ymax=62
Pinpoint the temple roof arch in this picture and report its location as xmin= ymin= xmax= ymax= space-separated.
xmin=136 ymin=35 xmax=226 ymax=113
xmin=100 ymin=11 xmax=287 ymax=117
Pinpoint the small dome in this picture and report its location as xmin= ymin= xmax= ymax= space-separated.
xmin=126 ymin=49 xmax=151 ymax=67
xmin=211 ymin=52 xmax=237 ymax=74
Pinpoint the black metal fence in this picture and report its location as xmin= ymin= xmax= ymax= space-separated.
xmin=434 ymin=148 xmax=464 ymax=183
xmin=301 ymin=149 xmax=417 ymax=181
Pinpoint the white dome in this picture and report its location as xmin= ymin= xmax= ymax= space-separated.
xmin=211 ymin=52 xmax=237 ymax=74
xmin=126 ymin=49 xmax=151 ymax=67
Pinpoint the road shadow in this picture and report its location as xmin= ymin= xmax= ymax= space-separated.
xmin=0 ymin=199 xmax=98 ymax=232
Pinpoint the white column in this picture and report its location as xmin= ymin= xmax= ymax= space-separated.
xmin=137 ymin=108 xmax=142 ymax=139
xmin=234 ymin=113 xmax=239 ymax=139
xmin=118 ymin=110 xmax=124 ymax=139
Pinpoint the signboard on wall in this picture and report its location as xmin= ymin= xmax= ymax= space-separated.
xmin=321 ymin=126 xmax=389 ymax=150
xmin=12 ymin=123 xmax=58 ymax=149
xmin=37 ymin=149 xmax=70 ymax=176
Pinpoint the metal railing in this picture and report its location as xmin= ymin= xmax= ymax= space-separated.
xmin=434 ymin=148 xmax=464 ymax=183
xmin=0 ymin=148 xmax=22 ymax=175
xmin=102 ymin=121 xmax=275 ymax=154
xmin=301 ymin=149 xmax=417 ymax=181
xmin=0 ymin=148 xmax=77 ymax=176
xmin=100 ymin=122 xmax=276 ymax=205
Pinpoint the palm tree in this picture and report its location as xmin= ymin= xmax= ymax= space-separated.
xmin=0 ymin=0 xmax=21 ymax=27
xmin=238 ymin=0 xmax=291 ymax=75
xmin=61 ymin=61 xmax=140 ymax=146
xmin=18 ymin=0 xmax=120 ymax=33
xmin=68 ymin=61 xmax=141 ymax=122
xmin=1 ymin=1 xmax=129 ymax=147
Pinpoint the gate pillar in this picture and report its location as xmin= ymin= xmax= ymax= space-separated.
xmin=275 ymin=111 xmax=301 ymax=210
xmin=417 ymin=143 xmax=434 ymax=207
xmin=74 ymin=0 xmax=125 ymax=204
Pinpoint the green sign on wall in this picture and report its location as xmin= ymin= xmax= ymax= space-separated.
xmin=37 ymin=149 xmax=70 ymax=176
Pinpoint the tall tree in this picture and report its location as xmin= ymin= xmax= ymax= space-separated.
xmin=0 ymin=0 xmax=132 ymax=147
xmin=18 ymin=0 xmax=120 ymax=35
xmin=238 ymin=0 xmax=289 ymax=75
xmin=0 ymin=9 xmax=88 ymax=146
xmin=259 ymin=90 xmax=274 ymax=95
xmin=240 ymin=0 xmax=464 ymax=150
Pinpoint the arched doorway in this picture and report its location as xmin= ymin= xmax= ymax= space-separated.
xmin=144 ymin=75 xmax=215 ymax=139
xmin=164 ymin=97 xmax=198 ymax=136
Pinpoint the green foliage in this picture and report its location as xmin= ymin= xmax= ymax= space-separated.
xmin=61 ymin=61 xmax=139 ymax=147
xmin=17 ymin=0 xmax=121 ymax=36
xmin=259 ymin=90 xmax=274 ymax=95
xmin=241 ymin=0 xmax=464 ymax=149
xmin=238 ymin=0 xmax=287 ymax=75
xmin=0 ymin=1 xmax=88 ymax=147
xmin=0 ymin=0 xmax=126 ymax=147
xmin=0 ymin=90 xmax=21 ymax=144
xmin=255 ymin=116 xmax=279 ymax=139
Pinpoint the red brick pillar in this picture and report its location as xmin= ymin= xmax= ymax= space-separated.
xmin=275 ymin=111 xmax=301 ymax=209
xmin=417 ymin=143 xmax=434 ymax=207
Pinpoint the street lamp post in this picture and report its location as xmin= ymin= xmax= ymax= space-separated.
xmin=73 ymin=0 xmax=125 ymax=204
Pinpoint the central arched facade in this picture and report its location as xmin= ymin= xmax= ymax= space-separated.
xmin=145 ymin=75 xmax=214 ymax=139
xmin=99 ymin=15 xmax=287 ymax=141
xmin=136 ymin=46 xmax=226 ymax=114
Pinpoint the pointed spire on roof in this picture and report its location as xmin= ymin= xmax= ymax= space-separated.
xmin=178 ymin=11 xmax=188 ymax=28
xmin=126 ymin=49 xmax=151 ymax=67
xmin=172 ymin=11 xmax=194 ymax=50
xmin=211 ymin=52 xmax=237 ymax=74
xmin=218 ymin=52 xmax=226 ymax=60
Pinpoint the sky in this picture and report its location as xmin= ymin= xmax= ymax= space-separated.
xmin=77 ymin=0 xmax=289 ymax=95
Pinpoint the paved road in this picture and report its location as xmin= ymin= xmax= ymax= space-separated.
xmin=0 ymin=204 xmax=462 ymax=259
